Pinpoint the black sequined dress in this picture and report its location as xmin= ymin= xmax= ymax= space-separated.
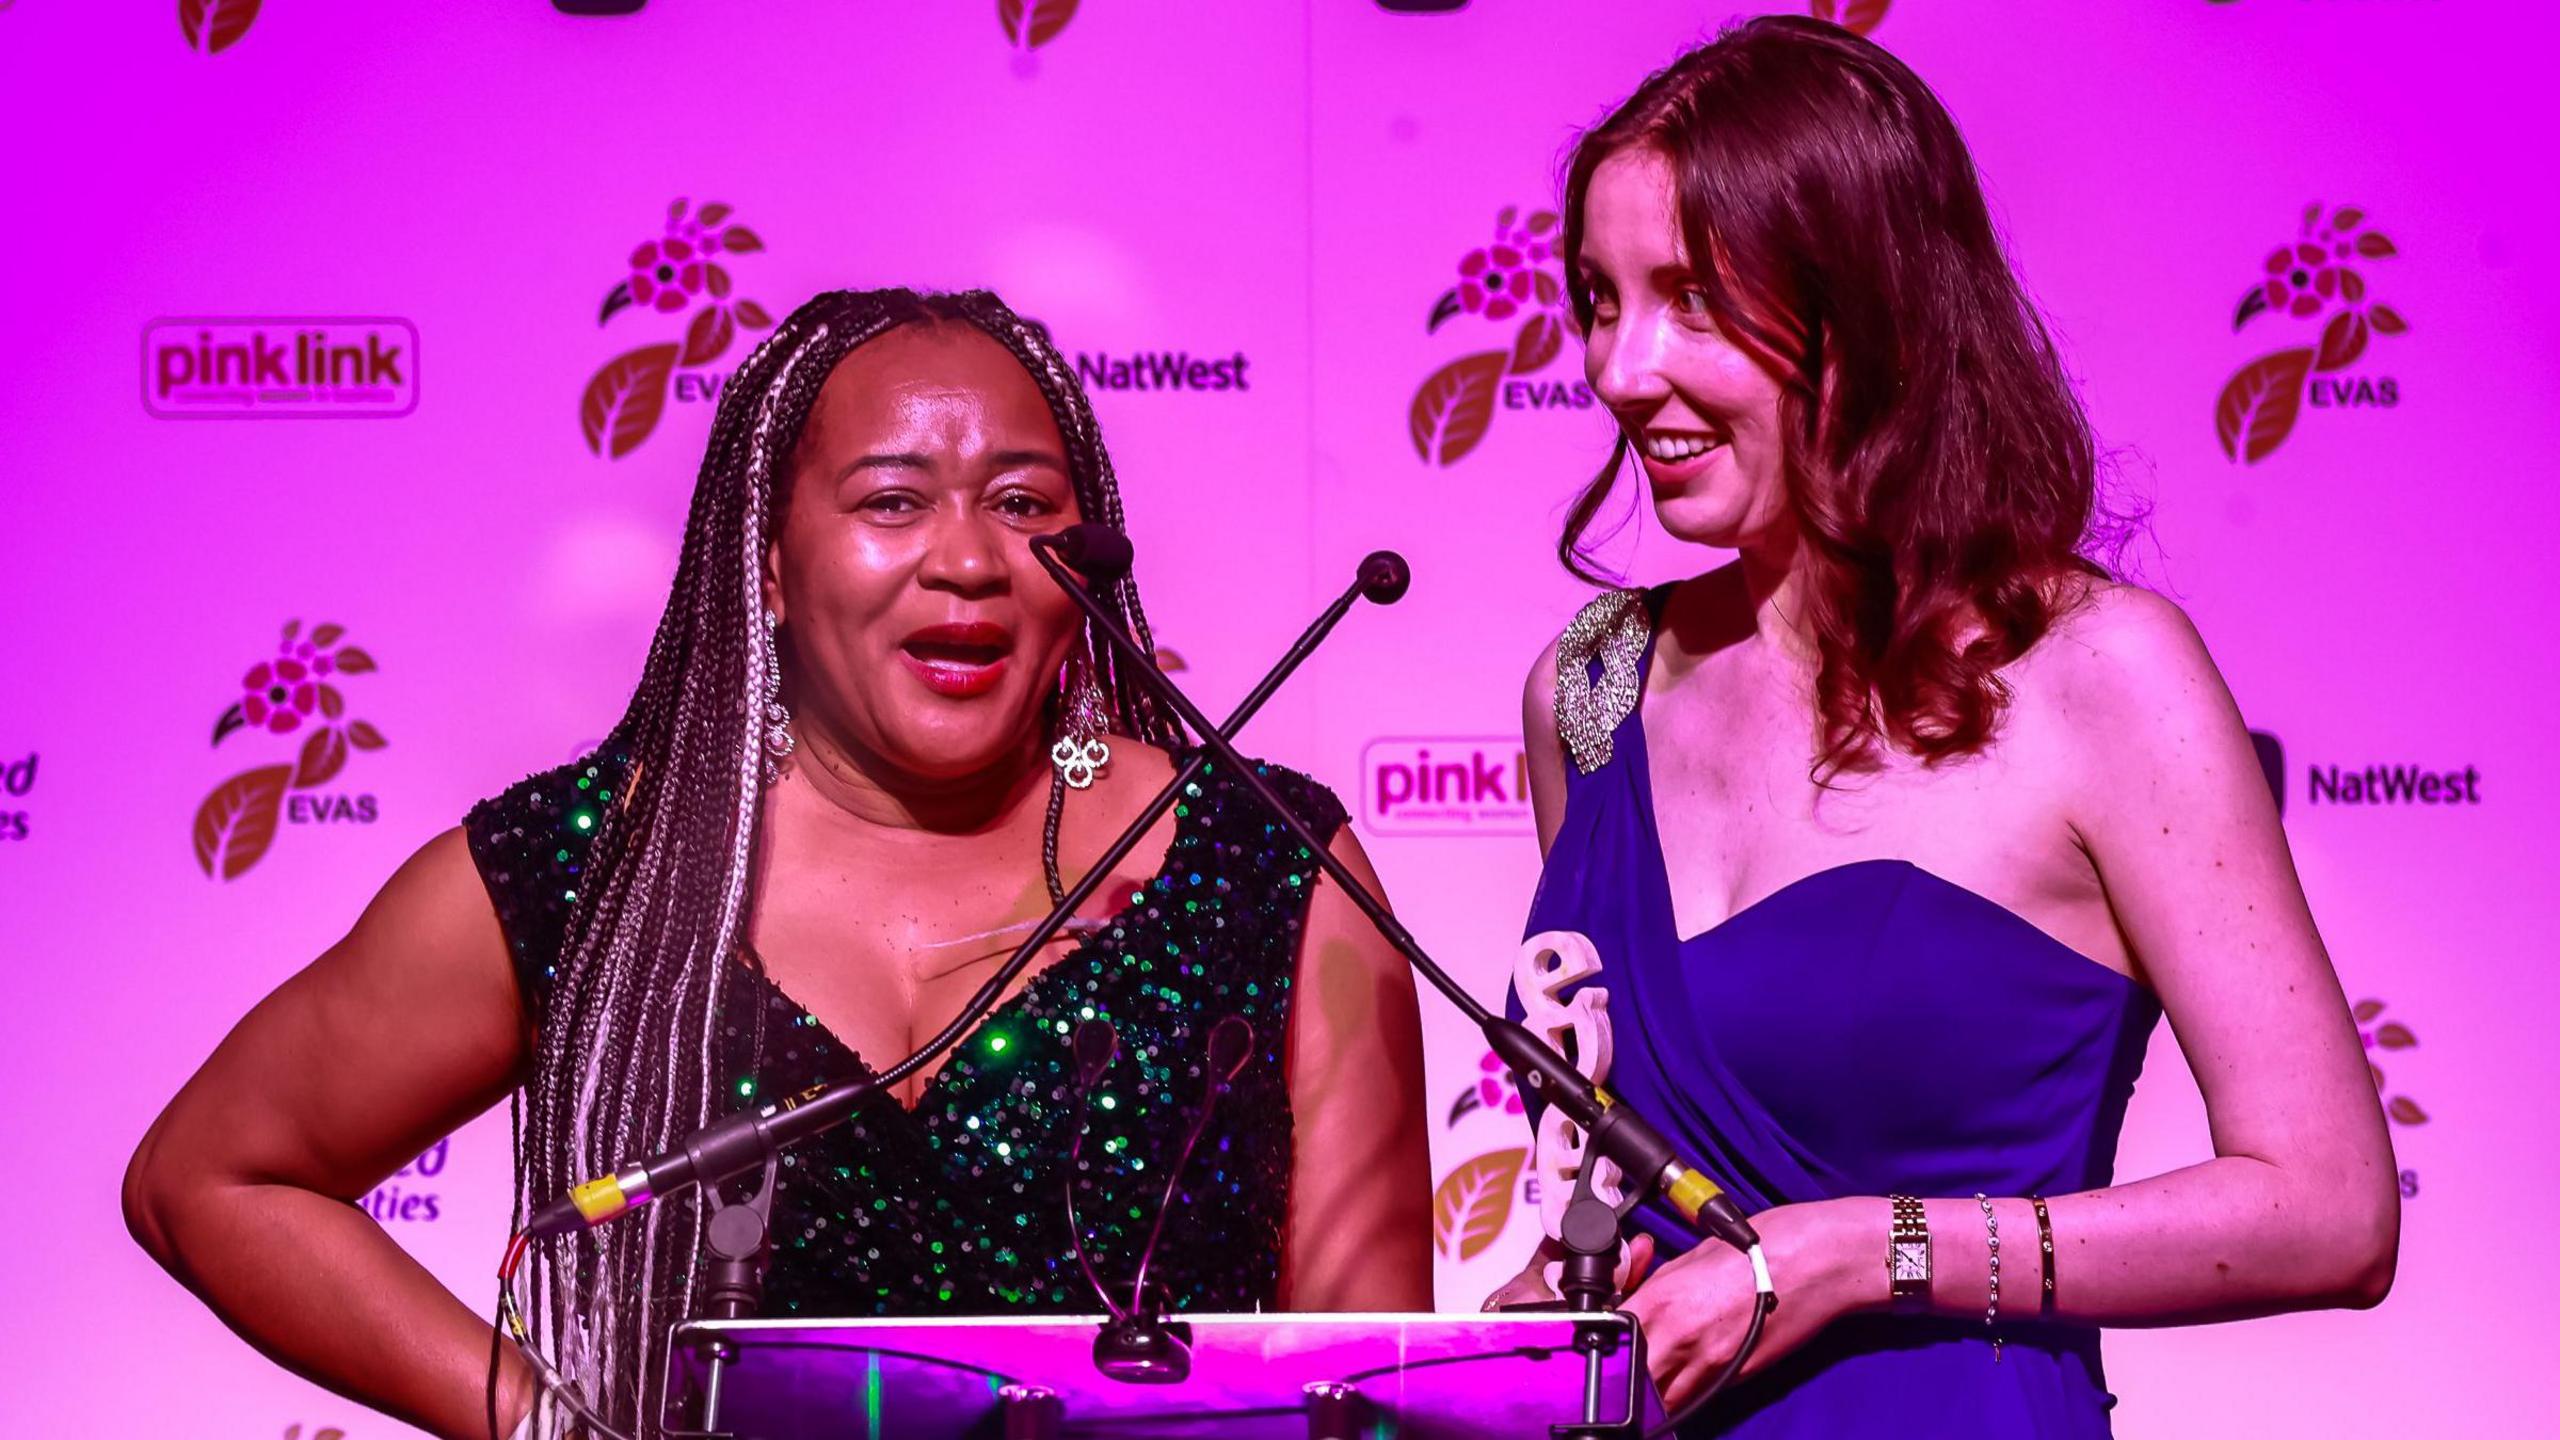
xmin=463 ymin=746 xmax=1346 ymax=1318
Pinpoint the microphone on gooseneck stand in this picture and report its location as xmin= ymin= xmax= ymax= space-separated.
xmin=1029 ymin=524 xmax=1778 ymax=1426
xmin=1087 ymin=1015 xmax=1257 ymax=1384
xmin=1062 ymin=1018 xmax=1129 ymax=1322
xmin=1031 ymin=526 xmax=1759 ymax=1256
xmin=1029 ymin=525 xmax=1792 ymax=1424
xmin=1129 ymin=1016 xmax=1254 ymax=1314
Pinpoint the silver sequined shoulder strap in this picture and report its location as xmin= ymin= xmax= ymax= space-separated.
xmin=1552 ymin=588 xmax=1651 ymax=775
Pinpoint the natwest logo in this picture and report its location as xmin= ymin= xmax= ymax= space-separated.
xmin=1074 ymin=350 xmax=1252 ymax=394
xmin=2309 ymin=762 xmax=2481 ymax=807
xmin=143 ymin=318 xmax=419 ymax=420
xmin=1361 ymin=736 xmax=1531 ymax=837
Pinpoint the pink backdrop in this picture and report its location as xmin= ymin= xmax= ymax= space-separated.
xmin=4 ymin=1 xmax=2553 ymax=1434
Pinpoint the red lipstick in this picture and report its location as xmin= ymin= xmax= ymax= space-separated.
xmin=897 ymin=621 xmax=1014 ymax=700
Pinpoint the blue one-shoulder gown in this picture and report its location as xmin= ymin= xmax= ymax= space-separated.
xmin=1512 ymin=599 xmax=2161 ymax=1436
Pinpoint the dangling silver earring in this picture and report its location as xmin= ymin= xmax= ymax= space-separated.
xmin=761 ymin=609 xmax=796 ymax=785
xmin=1048 ymin=648 xmax=1112 ymax=790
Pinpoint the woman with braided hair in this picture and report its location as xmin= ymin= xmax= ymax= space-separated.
xmin=124 ymin=287 xmax=1432 ymax=1438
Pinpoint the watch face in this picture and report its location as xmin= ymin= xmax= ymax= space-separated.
xmin=1891 ymin=1241 xmax=1929 ymax=1281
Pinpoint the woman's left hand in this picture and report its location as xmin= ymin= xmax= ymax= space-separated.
xmin=1622 ymin=1198 xmax=1882 ymax=1416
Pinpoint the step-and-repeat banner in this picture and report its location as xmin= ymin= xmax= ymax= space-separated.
xmin=4 ymin=2 xmax=2552 ymax=1435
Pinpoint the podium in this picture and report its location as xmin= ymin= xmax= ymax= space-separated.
xmin=665 ymin=1311 xmax=1664 ymax=1439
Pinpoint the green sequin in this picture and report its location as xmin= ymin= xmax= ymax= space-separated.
xmin=467 ymin=742 xmax=1347 ymax=1321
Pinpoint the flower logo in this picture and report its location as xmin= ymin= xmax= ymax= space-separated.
xmin=2214 ymin=203 xmax=2407 ymax=464
xmin=180 ymin=0 xmax=262 ymax=53
xmin=1810 ymin=0 xmax=1890 ymax=34
xmin=1411 ymin=206 xmax=1573 ymax=467
xmin=1446 ymin=1049 xmax=1525 ymax=1126
xmin=195 ymin=620 xmax=387 ymax=881
xmin=579 ymin=198 xmax=777 ymax=460
xmin=2353 ymin=997 xmax=2430 ymax=1127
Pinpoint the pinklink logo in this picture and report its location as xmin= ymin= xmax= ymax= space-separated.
xmin=195 ymin=620 xmax=387 ymax=881
xmin=143 ymin=319 xmax=419 ymax=419
xmin=1410 ymin=206 xmax=1592 ymax=467
xmin=2216 ymin=203 xmax=2407 ymax=463
xmin=580 ymin=198 xmax=777 ymax=459
xmin=1361 ymin=737 xmax=1532 ymax=837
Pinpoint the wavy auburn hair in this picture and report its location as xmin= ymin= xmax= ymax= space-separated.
xmin=1559 ymin=16 xmax=2108 ymax=775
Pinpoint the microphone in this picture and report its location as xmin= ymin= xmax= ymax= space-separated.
xmin=1357 ymin=550 xmax=1411 ymax=605
xmin=1027 ymin=529 xmax=1763 ymax=1260
xmin=1049 ymin=522 xmax=1135 ymax=582
xmin=521 ymin=544 xmax=1407 ymax=1242
xmin=1126 ymin=1016 xmax=1253 ymax=1313
xmin=1091 ymin=1015 xmax=1256 ymax=1385
xmin=1062 ymin=1019 xmax=1126 ymax=1321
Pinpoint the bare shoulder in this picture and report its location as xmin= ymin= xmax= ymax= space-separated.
xmin=2006 ymin=580 xmax=2262 ymax=845
xmin=2014 ymin=579 xmax=2226 ymax=729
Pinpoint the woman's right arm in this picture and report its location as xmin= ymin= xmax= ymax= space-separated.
xmin=123 ymin=826 xmax=538 ymax=1439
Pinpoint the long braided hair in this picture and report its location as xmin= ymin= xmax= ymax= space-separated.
xmin=514 ymin=288 xmax=1182 ymax=1436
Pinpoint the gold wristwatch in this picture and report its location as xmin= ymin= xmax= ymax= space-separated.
xmin=1888 ymin=1194 xmax=1932 ymax=1308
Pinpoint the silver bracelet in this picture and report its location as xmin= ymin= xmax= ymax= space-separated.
xmin=1975 ymin=1193 xmax=2003 ymax=1362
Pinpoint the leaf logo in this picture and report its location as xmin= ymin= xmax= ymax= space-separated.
xmin=1810 ymin=0 xmax=1890 ymax=35
xmin=999 ymin=0 xmax=1080 ymax=50
xmin=579 ymin=198 xmax=778 ymax=460
xmin=2353 ymin=998 xmax=2431 ymax=1127
xmin=1431 ymin=1146 xmax=1528 ymax=1261
xmin=2214 ymin=203 xmax=2406 ymax=465
xmin=1410 ymin=206 xmax=1571 ymax=467
xmin=194 ymin=619 xmax=388 ymax=882
xmin=180 ymin=0 xmax=262 ymax=53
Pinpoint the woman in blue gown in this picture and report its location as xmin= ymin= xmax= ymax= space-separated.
xmin=1494 ymin=18 xmax=2399 ymax=1436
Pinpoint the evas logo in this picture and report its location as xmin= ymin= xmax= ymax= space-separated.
xmin=2215 ymin=203 xmax=2407 ymax=464
xmin=1410 ymin=206 xmax=1590 ymax=468
xmin=1432 ymin=1052 xmax=1533 ymax=1263
xmin=194 ymin=620 xmax=387 ymax=881
xmin=579 ymin=198 xmax=777 ymax=460
xmin=1809 ymin=0 xmax=1889 ymax=34
xmin=181 ymin=0 xmax=262 ymax=52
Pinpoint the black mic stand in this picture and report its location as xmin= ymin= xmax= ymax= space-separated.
xmin=1029 ymin=527 xmax=1777 ymax=1438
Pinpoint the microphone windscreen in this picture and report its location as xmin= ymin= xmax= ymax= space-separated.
xmin=1056 ymin=524 xmax=1135 ymax=581
xmin=1358 ymin=551 xmax=1411 ymax=605
xmin=1073 ymin=1018 xmax=1120 ymax=1089
xmin=1205 ymin=1015 xmax=1254 ymax=1081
